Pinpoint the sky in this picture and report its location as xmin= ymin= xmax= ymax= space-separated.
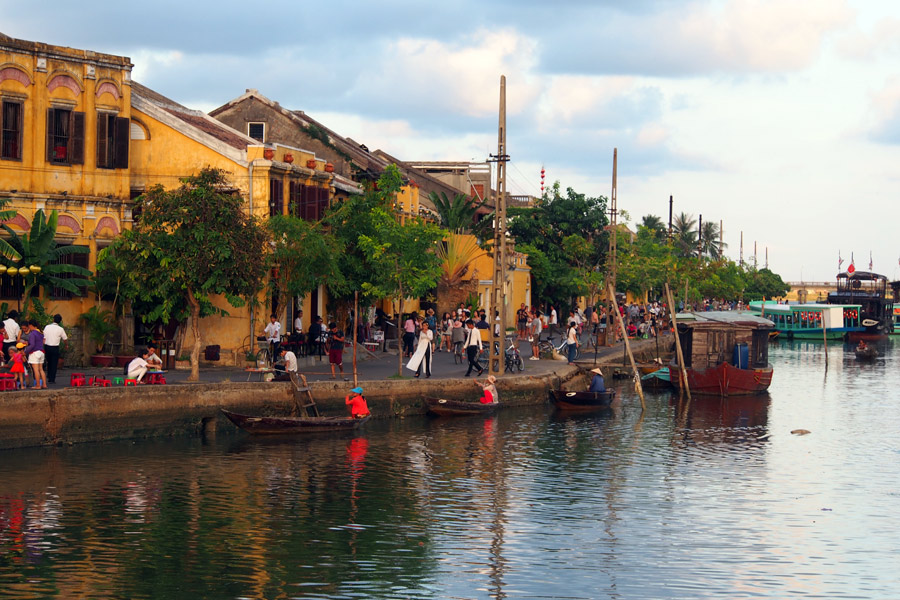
xmin=3 ymin=0 xmax=899 ymax=282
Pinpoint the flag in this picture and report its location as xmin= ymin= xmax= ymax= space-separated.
xmin=838 ymin=251 xmax=843 ymax=271
xmin=848 ymin=252 xmax=855 ymax=274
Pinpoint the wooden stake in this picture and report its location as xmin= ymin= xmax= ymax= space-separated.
xmin=607 ymin=282 xmax=645 ymax=410
xmin=353 ymin=290 xmax=359 ymax=386
xmin=821 ymin=307 xmax=828 ymax=369
xmin=665 ymin=282 xmax=691 ymax=401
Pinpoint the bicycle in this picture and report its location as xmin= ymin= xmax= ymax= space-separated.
xmin=453 ymin=341 xmax=464 ymax=364
xmin=254 ymin=337 xmax=276 ymax=367
xmin=538 ymin=335 xmax=579 ymax=361
xmin=504 ymin=338 xmax=525 ymax=372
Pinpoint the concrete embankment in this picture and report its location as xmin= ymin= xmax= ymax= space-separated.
xmin=0 ymin=364 xmax=586 ymax=450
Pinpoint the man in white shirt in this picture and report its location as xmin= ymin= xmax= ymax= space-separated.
xmin=127 ymin=349 xmax=150 ymax=382
xmin=262 ymin=313 xmax=282 ymax=359
xmin=3 ymin=309 xmax=21 ymax=363
xmin=43 ymin=314 xmax=68 ymax=384
xmin=293 ymin=310 xmax=304 ymax=335
xmin=464 ymin=319 xmax=484 ymax=377
xmin=274 ymin=347 xmax=299 ymax=381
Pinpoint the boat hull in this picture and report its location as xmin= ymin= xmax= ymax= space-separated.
xmin=854 ymin=348 xmax=878 ymax=361
xmin=549 ymin=389 xmax=616 ymax=411
xmin=222 ymin=409 xmax=368 ymax=434
xmin=670 ymin=362 xmax=773 ymax=396
xmin=426 ymin=397 xmax=499 ymax=417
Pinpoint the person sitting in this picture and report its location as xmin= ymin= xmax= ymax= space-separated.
xmin=345 ymin=386 xmax=370 ymax=418
xmin=273 ymin=347 xmax=299 ymax=381
xmin=857 ymin=340 xmax=868 ymax=350
xmin=145 ymin=343 xmax=164 ymax=369
xmin=589 ymin=367 xmax=606 ymax=392
xmin=476 ymin=375 xmax=499 ymax=404
xmin=126 ymin=349 xmax=151 ymax=383
xmin=307 ymin=316 xmax=324 ymax=357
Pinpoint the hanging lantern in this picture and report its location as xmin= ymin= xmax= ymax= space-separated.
xmin=0 ymin=265 xmax=6 ymax=275
xmin=18 ymin=266 xmax=30 ymax=275
xmin=7 ymin=267 xmax=18 ymax=276
xmin=30 ymin=265 xmax=41 ymax=274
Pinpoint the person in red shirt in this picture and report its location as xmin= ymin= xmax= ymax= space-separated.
xmin=345 ymin=386 xmax=370 ymax=418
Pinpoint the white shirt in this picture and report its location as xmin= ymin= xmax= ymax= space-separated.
xmin=466 ymin=326 xmax=482 ymax=349
xmin=264 ymin=321 xmax=281 ymax=342
xmin=146 ymin=350 xmax=163 ymax=366
xmin=294 ymin=316 xmax=303 ymax=332
xmin=127 ymin=357 xmax=148 ymax=373
xmin=3 ymin=318 xmax=20 ymax=343
xmin=419 ymin=329 xmax=434 ymax=345
xmin=43 ymin=322 xmax=68 ymax=346
xmin=283 ymin=351 xmax=298 ymax=372
xmin=567 ymin=326 xmax=578 ymax=344
xmin=550 ymin=309 xmax=557 ymax=325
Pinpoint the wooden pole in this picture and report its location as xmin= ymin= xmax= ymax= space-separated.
xmin=665 ymin=282 xmax=691 ymax=401
xmin=607 ymin=282 xmax=645 ymax=409
xmin=353 ymin=291 xmax=359 ymax=386
xmin=821 ymin=308 xmax=828 ymax=369
xmin=488 ymin=75 xmax=509 ymax=374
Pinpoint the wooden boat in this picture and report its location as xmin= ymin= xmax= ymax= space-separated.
xmin=854 ymin=346 xmax=878 ymax=361
xmin=750 ymin=301 xmax=859 ymax=340
xmin=826 ymin=271 xmax=893 ymax=340
xmin=670 ymin=312 xmax=775 ymax=396
xmin=425 ymin=397 xmax=499 ymax=417
xmin=549 ymin=389 xmax=616 ymax=411
xmin=221 ymin=409 xmax=369 ymax=434
xmin=640 ymin=366 xmax=672 ymax=389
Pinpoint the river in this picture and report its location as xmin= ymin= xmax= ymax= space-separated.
xmin=1 ymin=339 xmax=898 ymax=599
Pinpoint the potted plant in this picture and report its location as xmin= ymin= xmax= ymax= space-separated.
xmin=80 ymin=306 xmax=117 ymax=367
xmin=283 ymin=153 xmax=294 ymax=163
xmin=263 ymin=148 xmax=275 ymax=160
xmin=175 ymin=353 xmax=191 ymax=370
xmin=306 ymin=158 xmax=317 ymax=169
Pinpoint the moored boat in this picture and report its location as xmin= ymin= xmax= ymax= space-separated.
xmin=854 ymin=346 xmax=878 ymax=361
xmin=221 ymin=409 xmax=369 ymax=434
xmin=670 ymin=312 xmax=774 ymax=396
xmin=826 ymin=271 xmax=893 ymax=340
xmin=640 ymin=366 xmax=672 ymax=389
xmin=548 ymin=389 xmax=616 ymax=411
xmin=749 ymin=301 xmax=860 ymax=340
xmin=425 ymin=397 xmax=499 ymax=417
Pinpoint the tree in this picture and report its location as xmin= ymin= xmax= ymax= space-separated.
xmin=358 ymin=171 xmax=444 ymax=376
xmin=268 ymin=215 xmax=345 ymax=308
xmin=107 ymin=168 xmax=268 ymax=381
xmin=2 ymin=209 xmax=91 ymax=315
xmin=639 ymin=214 xmax=667 ymax=242
xmin=700 ymin=220 xmax=726 ymax=260
xmin=0 ymin=198 xmax=21 ymax=261
xmin=672 ymin=212 xmax=697 ymax=258
xmin=436 ymin=233 xmax=483 ymax=314
xmin=428 ymin=191 xmax=484 ymax=233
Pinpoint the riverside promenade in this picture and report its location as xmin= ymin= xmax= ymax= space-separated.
xmin=0 ymin=335 xmax=671 ymax=450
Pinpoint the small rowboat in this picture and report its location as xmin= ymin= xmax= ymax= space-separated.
xmin=221 ymin=409 xmax=369 ymax=434
xmin=549 ymin=389 xmax=616 ymax=411
xmin=425 ymin=397 xmax=499 ymax=417
xmin=854 ymin=347 xmax=878 ymax=361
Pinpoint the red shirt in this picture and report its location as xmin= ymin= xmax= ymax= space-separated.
xmin=345 ymin=394 xmax=370 ymax=418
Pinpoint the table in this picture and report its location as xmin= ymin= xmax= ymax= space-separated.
xmin=245 ymin=368 xmax=275 ymax=382
xmin=146 ymin=371 xmax=167 ymax=385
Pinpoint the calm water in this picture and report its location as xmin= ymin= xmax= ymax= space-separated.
xmin=1 ymin=340 xmax=898 ymax=599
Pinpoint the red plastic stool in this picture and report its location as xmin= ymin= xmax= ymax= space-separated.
xmin=93 ymin=378 xmax=111 ymax=387
xmin=0 ymin=374 xmax=16 ymax=391
xmin=124 ymin=379 xmax=137 ymax=386
xmin=70 ymin=373 xmax=86 ymax=387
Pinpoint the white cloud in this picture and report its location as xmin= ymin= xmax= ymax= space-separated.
xmin=838 ymin=17 xmax=900 ymax=59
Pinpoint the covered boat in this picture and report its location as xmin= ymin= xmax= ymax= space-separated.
xmin=425 ymin=397 xmax=499 ymax=417
xmin=548 ymin=389 xmax=616 ymax=411
xmin=670 ymin=312 xmax=774 ymax=396
xmin=826 ymin=271 xmax=893 ymax=340
xmin=221 ymin=409 xmax=368 ymax=434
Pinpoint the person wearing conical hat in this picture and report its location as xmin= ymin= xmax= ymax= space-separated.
xmin=589 ymin=367 xmax=606 ymax=393
xmin=345 ymin=386 xmax=370 ymax=418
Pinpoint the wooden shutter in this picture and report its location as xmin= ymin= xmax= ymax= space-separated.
xmin=96 ymin=114 xmax=109 ymax=168
xmin=70 ymin=111 xmax=85 ymax=165
xmin=318 ymin=187 xmax=329 ymax=220
xmin=46 ymin=109 xmax=54 ymax=162
xmin=114 ymin=117 xmax=129 ymax=168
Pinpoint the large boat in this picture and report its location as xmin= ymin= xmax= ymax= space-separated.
xmin=221 ymin=409 xmax=369 ymax=434
xmin=748 ymin=301 xmax=862 ymax=340
xmin=669 ymin=312 xmax=774 ymax=396
xmin=826 ymin=271 xmax=893 ymax=340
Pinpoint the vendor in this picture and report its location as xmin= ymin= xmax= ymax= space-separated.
xmin=345 ymin=386 xmax=370 ymax=418
xmin=589 ymin=367 xmax=606 ymax=393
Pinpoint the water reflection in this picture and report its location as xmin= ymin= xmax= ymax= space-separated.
xmin=1 ymin=340 xmax=899 ymax=598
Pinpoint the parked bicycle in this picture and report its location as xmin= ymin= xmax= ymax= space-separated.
xmin=538 ymin=335 xmax=579 ymax=361
xmin=504 ymin=337 xmax=525 ymax=372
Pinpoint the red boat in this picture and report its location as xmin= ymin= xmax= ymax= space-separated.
xmin=670 ymin=311 xmax=774 ymax=397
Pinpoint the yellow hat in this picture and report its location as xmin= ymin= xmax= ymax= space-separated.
xmin=15 ymin=342 xmax=26 ymax=349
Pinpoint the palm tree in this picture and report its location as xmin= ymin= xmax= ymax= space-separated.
xmin=639 ymin=214 xmax=666 ymax=241
xmin=2 ymin=209 xmax=91 ymax=315
xmin=700 ymin=220 xmax=726 ymax=260
xmin=428 ymin=191 xmax=485 ymax=232
xmin=672 ymin=212 xmax=697 ymax=257
xmin=435 ymin=233 xmax=483 ymax=312
xmin=0 ymin=198 xmax=22 ymax=261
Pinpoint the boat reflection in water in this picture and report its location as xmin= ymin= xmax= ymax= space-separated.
xmin=671 ymin=394 xmax=771 ymax=446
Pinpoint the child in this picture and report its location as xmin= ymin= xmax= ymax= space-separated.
xmin=8 ymin=343 xmax=26 ymax=390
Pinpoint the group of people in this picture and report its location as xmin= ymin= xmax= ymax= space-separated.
xmin=2 ymin=311 xmax=68 ymax=390
xmin=263 ymin=313 xmax=348 ymax=380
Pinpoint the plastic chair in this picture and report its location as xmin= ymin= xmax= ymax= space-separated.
xmin=70 ymin=373 xmax=86 ymax=387
xmin=112 ymin=377 xmax=124 ymax=385
xmin=0 ymin=374 xmax=16 ymax=391
xmin=124 ymin=379 xmax=137 ymax=386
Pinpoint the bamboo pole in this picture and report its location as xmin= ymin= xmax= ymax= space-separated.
xmin=665 ymin=282 xmax=691 ymax=401
xmin=353 ymin=291 xmax=359 ymax=386
xmin=607 ymin=283 xmax=645 ymax=410
xmin=821 ymin=308 xmax=828 ymax=369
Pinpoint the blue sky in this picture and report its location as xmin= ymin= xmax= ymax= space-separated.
xmin=4 ymin=0 xmax=900 ymax=281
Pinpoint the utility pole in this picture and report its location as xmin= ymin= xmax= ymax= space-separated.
xmin=668 ymin=195 xmax=673 ymax=244
xmin=765 ymin=247 xmax=768 ymax=269
xmin=719 ymin=220 xmax=723 ymax=261
xmin=697 ymin=213 xmax=703 ymax=258
xmin=604 ymin=148 xmax=618 ymax=346
xmin=754 ymin=241 xmax=758 ymax=268
xmin=740 ymin=231 xmax=744 ymax=267
xmin=487 ymin=75 xmax=509 ymax=375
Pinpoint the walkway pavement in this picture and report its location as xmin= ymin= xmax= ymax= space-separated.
xmin=59 ymin=333 xmax=672 ymax=388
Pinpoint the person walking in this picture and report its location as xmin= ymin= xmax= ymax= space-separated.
xmin=328 ymin=322 xmax=347 ymax=380
xmin=529 ymin=310 xmax=543 ymax=360
xmin=407 ymin=320 xmax=433 ymax=378
xmin=464 ymin=318 xmax=484 ymax=377
xmin=2 ymin=310 xmax=21 ymax=363
xmin=42 ymin=314 xmax=67 ymax=385
xmin=565 ymin=320 xmax=579 ymax=365
xmin=23 ymin=320 xmax=46 ymax=389
xmin=402 ymin=313 xmax=417 ymax=358
xmin=516 ymin=303 xmax=529 ymax=340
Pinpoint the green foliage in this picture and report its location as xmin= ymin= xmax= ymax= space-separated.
xmin=508 ymin=181 xmax=609 ymax=307
xmin=0 ymin=198 xmax=21 ymax=261
xmin=428 ymin=191 xmax=484 ymax=232
xmin=2 ymin=209 xmax=91 ymax=314
xmin=80 ymin=305 xmax=117 ymax=353
xmin=25 ymin=298 xmax=56 ymax=329
xmin=268 ymin=215 xmax=345 ymax=300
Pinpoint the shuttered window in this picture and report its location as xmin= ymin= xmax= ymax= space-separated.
xmin=46 ymin=108 xmax=84 ymax=165
xmin=1 ymin=100 xmax=23 ymax=160
xmin=296 ymin=184 xmax=330 ymax=221
xmin=269 ymin=178 xmax=284 ymax=217
xmin=97 ymin=113 xmax=130 ymax=169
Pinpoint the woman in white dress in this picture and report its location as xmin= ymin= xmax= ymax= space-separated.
xmin=406 ymin=321 xmax=434 ymax=378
